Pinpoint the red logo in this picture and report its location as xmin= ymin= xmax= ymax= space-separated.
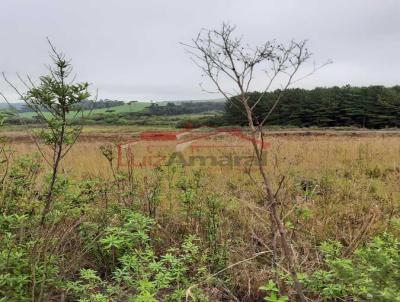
xmin=117 ymin=127 xmax=270 ymax=170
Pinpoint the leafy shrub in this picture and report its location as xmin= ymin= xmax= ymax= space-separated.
xmin=0 ymin=214 xmax=61 ymax=302
xmin=303 ymin=234 xmax=400 ymax=301
xmin=67 ymin=210 xmax=209 ymax=301
xmin=259 ymin=280 xmax=288 ymax=302
xmin=175 ymin=116 xmax=226 ymax=129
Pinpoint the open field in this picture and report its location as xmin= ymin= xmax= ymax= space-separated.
xmin=2 ymin=126 xmax=400 ymax=301
xmin=5 ymin=127 xmax=400 ymax=237
xmin=2 ymin=1 xmax=399 ymax=300
xmin=3 ymin=125 xmax=400 ymax=142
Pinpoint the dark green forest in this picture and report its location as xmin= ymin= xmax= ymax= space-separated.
xmin=2 ymin=86 xmax=400 ymax=128
xmin=146 ymin=101 xmax=224 ymax=115
xmin=224 ymin=85 xmax=400 ymax=128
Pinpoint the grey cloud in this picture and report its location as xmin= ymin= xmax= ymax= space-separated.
xmin=1 ymin=0 xmax=399 ymax=101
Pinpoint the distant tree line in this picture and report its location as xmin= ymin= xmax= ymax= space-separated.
xmin=4 ymin=86 xmax=400 ymax=129
xmin=146 ymin=102 xmax=224 ymax=115
xmin=17 ymin=99 xmax=125 ymax=112
xmin=224 ymin=86 xmax=400 ymax=128
xmin=72 ymin=99 xmax=125 ymax=110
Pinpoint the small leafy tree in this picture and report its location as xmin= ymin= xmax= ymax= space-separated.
xmin=3 ymin=40 xmax=91 ymax=225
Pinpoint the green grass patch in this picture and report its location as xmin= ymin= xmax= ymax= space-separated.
xmin=19 ymin=102 xmax=151 ymax=119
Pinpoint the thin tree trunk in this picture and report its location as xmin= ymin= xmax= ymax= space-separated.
xmin=40 ymin=126 xmax=65 ymax=226
xmin=40 ymin=152 xmax=61 ymax=225
xmin=243 ymin=101 xmax=306 ymax=302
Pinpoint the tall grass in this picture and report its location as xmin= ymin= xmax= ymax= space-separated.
xmin=2 ymin=130 xmax=400 ymax=301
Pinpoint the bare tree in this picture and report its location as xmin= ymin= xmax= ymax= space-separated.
xmin=2 ymin=40 xmax=91 ymax=225
xmin=183 ymin=23 xmax=331 ymax=301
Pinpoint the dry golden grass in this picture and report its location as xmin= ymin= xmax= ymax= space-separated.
xmin=8 ymin=130 xmax=400 ymax=238
xmin=3 ymin=127 xmax=400 ymax=300
xmin=8 ymin=130 xmax=400 ymax=180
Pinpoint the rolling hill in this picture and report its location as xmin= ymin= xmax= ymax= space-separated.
xmin=18 ymin=102 xmax=152 ymax=118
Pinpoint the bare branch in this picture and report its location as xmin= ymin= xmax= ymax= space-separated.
xmin=183 ymin=22 xmax=331 ymax=302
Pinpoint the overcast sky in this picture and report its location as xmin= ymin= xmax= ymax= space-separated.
xmin=1 ymin=0 xmax=399 ymax=102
